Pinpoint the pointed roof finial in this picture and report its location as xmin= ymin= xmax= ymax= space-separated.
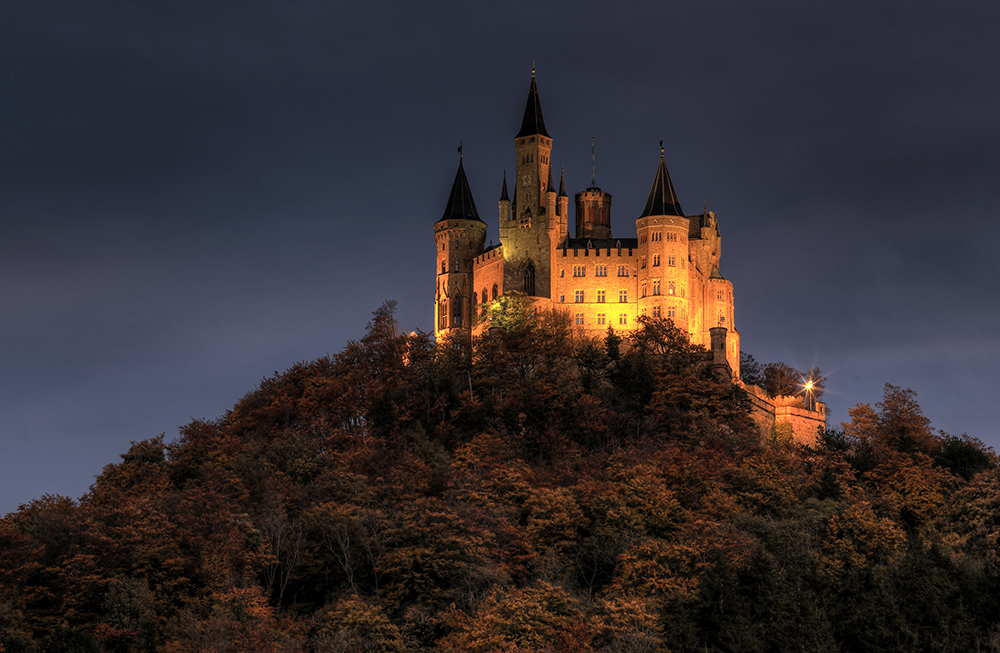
xmin=532 ymin=61 xmax=535 ymax=77
xmin=439 ymin=154 xmax=483 ymax=223
xmin=458 ymin=141 xmax=463 ymax=160
xmin=516 ymin=70 xmax=549 ymax=138
xmin=639 ymin=142 xmax=684 ymax=218
xmin=500 ymin=169 xmax=510 ymax=202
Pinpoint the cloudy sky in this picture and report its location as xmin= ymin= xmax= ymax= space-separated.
xmin=2 ymin=1 xmax=999 ymax=514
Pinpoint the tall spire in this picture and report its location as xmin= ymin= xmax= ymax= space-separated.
xmin=558 ymin=167 xmax=567 ymax=197
xmin=588 ymin=136 xmax=599 ymax=190
xmin=515 ymin=71 xmax=549 ymax=138
xmin=546 ymin=164 xmax=554 ymax=193
xmin=440 ymin=155 xmax=483 ymax=222
xmin=639 ymin=141 xmax=684 ymax=218
xmin=500 ymin=170 xmax=509 ymax=202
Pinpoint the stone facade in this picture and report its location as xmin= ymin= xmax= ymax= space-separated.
xmin=434 ymin=72 xmax=741 ymax=377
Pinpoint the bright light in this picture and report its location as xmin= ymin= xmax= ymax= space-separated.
xmin=804 ymin=381 xmax=814 ymax=391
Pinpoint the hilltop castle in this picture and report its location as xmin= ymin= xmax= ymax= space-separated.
xmin=434 ymin=72 xmax=740 ymax=378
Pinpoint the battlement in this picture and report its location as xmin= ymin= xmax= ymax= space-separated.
xmin=474 ymin=245 xmax=504 ymax=267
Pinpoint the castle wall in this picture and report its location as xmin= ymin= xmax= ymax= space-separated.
xmin=551 ymin=245 xmax=639 ymax=332
xmin=745 ymin=385 xmax=826 ymax=445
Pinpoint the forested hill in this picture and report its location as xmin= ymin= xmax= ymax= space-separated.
xmin=2 ymin=301 xmax=998 ymax=652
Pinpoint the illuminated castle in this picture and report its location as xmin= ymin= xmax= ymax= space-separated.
xmin=434 ymin=72 xmax=740 ymax=377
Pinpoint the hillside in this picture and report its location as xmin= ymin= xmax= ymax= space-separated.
xmin=1 ymin=301 xmax=997 ymax=653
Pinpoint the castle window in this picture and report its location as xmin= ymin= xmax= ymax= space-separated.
xmin=439 ymin=300 xmax=447 ymax=329
xmin=619 ymin=290 xmax=627 ymax=303
xmin=619 ymin=313 xmax=628 ymax=325
xmin=573 ymin=265 xmax=586 ymax=277
xmin=441 ymin=261 xmax=446 ymax=274
xmin=453 ymin=298 xmax=463 ymax=326
xmin=482 ymin=289 xmax=488 ymax=305
xmin=560 ymin=269 xmax=564 ymax=277
xmin=653 ymin=305 xmax=661 ymax=318
xmin=668 ymin=281 xmax=674 ymax=296
xmin=524 ymin=261 xmax=536 ymax=296
xmin=653 ymin=254 xmax=660 ymax=267
xmin=641 ymin=283 xmax=647 ymax=298
xmin=575 ymin=290 xmax=584 ymax=303
xmin=668 ymin=305 xmax=676 ymax=318
xmin=666 ymin=233 xmax=677 ymax=242
xmin=597 ymin=290 xmax=606 ymax=303
xmin=718 ymin=313 xmax=726 ymax=326
xmin=596 ymin=265 xmax=607 ymax=277
xmin=560 ymin=295 xmax=565 ymax=302
xmin=597 ymin=313 xmax=606 ymax=325
xmin=454 ymin=257 xmax=459 ymax=272
xmin=681 ymin=307 xmax=687 ymax=320
xmin=617 ymin=265 xmax=629 ymax=277
xmin=492 ymin=284 xmax=498 ymax=300
xmin=717 ymin=290 xmax=725 ymax=300
xmin=668 ymin=255 xmax=676 ymax=267
xmin=575 ymin=313 xmax=584 ymax=325
xmin=641 ymin=256 xmax=647 ymax=269
xmin=653 ymin=280 xmax=660 ymax=296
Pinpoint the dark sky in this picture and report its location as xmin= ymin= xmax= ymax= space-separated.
xmin=3 ymin=1 xmax=999 ymax=514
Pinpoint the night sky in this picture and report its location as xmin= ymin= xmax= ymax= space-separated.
xmin=3 ymin=1 xmax=999 ymax=515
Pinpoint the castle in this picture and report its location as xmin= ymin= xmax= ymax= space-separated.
xmin=434 ymin=71 xmax=739 ymax=375
xmin=433 ymin=71 xmax=826 ymax=443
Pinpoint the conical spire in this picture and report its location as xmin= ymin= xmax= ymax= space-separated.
xmin=515 ymin=71 xmax=550 ymax=138
xmin=440 ymin=157 xmax=483 ymax=222
xmin=546 ymin=165 xmax=554 ymax=193
xmin=500 ymin=170 xmax=510 ymax=202
xmin=558 ymin=167 xmax=567 ymax=197
xmin=639 ymin=141 xmax=683 ymax=218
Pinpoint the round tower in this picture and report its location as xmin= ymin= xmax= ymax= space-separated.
xmin=434 ymin=155 xmax=487 ymax=341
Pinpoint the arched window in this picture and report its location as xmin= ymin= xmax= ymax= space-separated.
xmin=453 ymin=297 xmax=463 ymax=326
xmin=441 ymin=261 xmax=446 ymax=274
xmin=524 ymin=261 xmax=536 ymax=296
xmin=492 ymin=284 xmax=498 ymax=300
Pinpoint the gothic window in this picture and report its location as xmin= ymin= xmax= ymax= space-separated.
xmin=641 ymin=283 xmax=647 ymax=298
xmin=641 ymin=256 xmax=647 ymax=269
xmin=597 ymin=290 xmax=606 ymax=303
xmin=575 ymin=290 xmax=584 ymax=303
xmin=452 ymin=297 xmax=463 ymax=326
xmin=619 ymin=290 xmax=628 ymax=303
xmin=653 ymin=280 xmax=660 ymax=296
xmin=524 ymin=261 xmax=536 ymax=296
xmin=492 ymin=284 xmax=498 ymax=300
xmin=573 ymin=265 xmax=585 ymax=277
xmin=652 ymin=254 xmax=660 ymax=267
xmin=439 ymin=300 xmax=447 ymax=329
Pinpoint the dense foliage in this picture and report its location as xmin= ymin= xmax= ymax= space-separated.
xmin=2 ymin=301 xmax=997 ymax=652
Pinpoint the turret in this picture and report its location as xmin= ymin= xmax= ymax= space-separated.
xmin=434 ymin=153 xmax=487 ymax=340
xmin=574 ymin=138 xmax=612 ymax=239
xmin=504 ymin=70 xmax=555 ymax=298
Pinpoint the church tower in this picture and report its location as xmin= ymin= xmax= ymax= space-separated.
xmin=498 ymin=71 xmax=562 ymax=299
xmin=434 ymin=154 xmax=487 ymax=338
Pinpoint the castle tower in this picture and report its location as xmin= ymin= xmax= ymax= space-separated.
xmin=636 ymin=145 xmax=691 ymax=330
xmin=500 ymin=71 xmax=554 ymax=298
xmin=434 ymin=154 xmax=487 ymax=340
xmin=574 ymin=139 xmax=612 ymax=239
